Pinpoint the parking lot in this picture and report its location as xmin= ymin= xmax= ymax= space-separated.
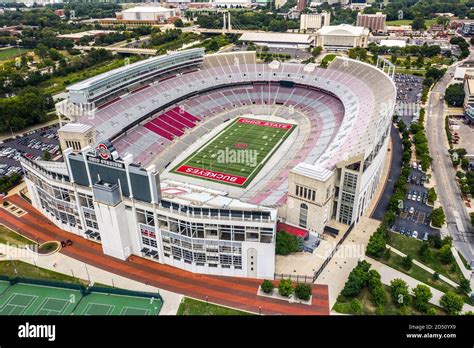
xmin=391 ymin=161 xmax=439 ymax=241
xmin=448 ymin=117 xmax=474 ymax=153
xmin=0 ymin=125 xmax=60 ymax=178
xmin=394 ymin=73 xmax=424 ymax=125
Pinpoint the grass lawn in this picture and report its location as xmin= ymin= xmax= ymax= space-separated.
xmin=0 ymin=260 xmax=87 ymax=286
xmin=322 ymin=54 xmax=337 ymax=64
xmin=177 ymin=297 xmax=251 ymax=315
xmin=0 ymin=47 xmax=30 ymax=62
xmin=172 ymin=117 xmax=296 ymax=187
xmin=0 ymin=225 xmax=34 ymax=247
xmin=388 ymin=232 xmax=466 ymax=285
xmin=386 ymin=19 xmax=437 ymax=27
xmin=333 ymin=285 xmax=445 ymax=315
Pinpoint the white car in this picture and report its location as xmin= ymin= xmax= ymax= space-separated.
xmin=412 ymin=231 xmax=418 ymax=238
xmin=409 ymin=207 xmax=415 ymax=214
xmin=423 ymin=233 xmax=429 ymax=241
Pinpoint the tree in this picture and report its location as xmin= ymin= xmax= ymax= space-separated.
xmin=261 ymin=280 xmax=274 ymax=294
xmin=296 ymin=236 xmax=305 ymax=252
xmin=427 ymin=188 xmax=437 ymax=205
xmin=402 ymin=255 xmax=413 ymax=270
xmin=439 ymin=244 xmax=454 ymax=264
xmin=294 ymin=283 xmax=312 ymax=301
xmin=458 ymin=278 xmax=471 ymax=295
xmin=367 ymin=270 xmax=386 ymax=306
xmin=440 ymin=291 xmax=464 ymax=315
xmin=174 ymin=18 xmax=184 ymax=28
xmin=430 ymin=207 xmax=446 ymax=228
xmin=412 ymin=16 xmax=426 ymax=31
xmin=445 ymin=83 xmax=465 ymax=107
xmin=366 ymin=228 xmax=387 ymax=258
xmin=390 ymin=278 xmax=411 ymax=308
xmin=341 ymin=260 xmax=371 ymax=298
xmin=349 ymin=299 xmax=363 ymax=314
xmin=418 ymin=243 xmax=432 ymax=263
xmin=42 ymin=150 xmax=51 ymax=161
xmin=412 ymin=284 xmax=432 ymax=313
xmin=275 ymin=231 xmax=298 ymax=255
xmin=278 ymin=279 xmax=294 ymax=297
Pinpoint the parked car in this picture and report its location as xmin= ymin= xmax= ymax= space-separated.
xmin=412 ymin=231 xmax=418 ymax=238
xmin=409 ymin=207 xmax=415 ymax=214
xmin=423 ymin=233 xmax=429 ymax=241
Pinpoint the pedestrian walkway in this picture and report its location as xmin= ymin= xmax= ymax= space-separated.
xmin=386 ymin=244 xmax=460 ymax=288
xmin=0 ymin=194 xmax=330 ymax=315
xmin=367 ymin=256 xmax=474 ymax=314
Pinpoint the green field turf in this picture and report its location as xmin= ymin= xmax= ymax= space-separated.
xmin=0 ymin=48 xmax=30 ymax=62
xmin=73 ymin=292 xmax=162 ymax=316
xmin=172 ymin=117 xmax=296 ymax=187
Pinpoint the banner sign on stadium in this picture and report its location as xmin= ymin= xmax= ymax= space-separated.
xmin=237 ymin=118 xmax=293 ymax=130
xmin=175 ymin=165 xmax=247 ymax=186
xmin=86 ymin=143 xmax=124 ymax=169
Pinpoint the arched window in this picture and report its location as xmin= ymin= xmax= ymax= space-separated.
xmin=299 ymin=203 xmax=308 ymax=229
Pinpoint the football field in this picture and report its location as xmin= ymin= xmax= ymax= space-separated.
xmin=172 ymin=117 xmax=296 ymax=187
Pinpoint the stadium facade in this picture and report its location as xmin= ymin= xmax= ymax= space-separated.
xmin=21 ymin=48 xmax=396 ymax=279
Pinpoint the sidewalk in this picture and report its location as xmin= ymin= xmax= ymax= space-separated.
xmin=386 ymin=244 xmax=460 ymax=288
xmin=451 ymin=247 xmax=473 ymax=287
xmin=367 ymin=256 xmax=474 ymax=314
xmin=0 ymin=243 xmax=182 ymax=315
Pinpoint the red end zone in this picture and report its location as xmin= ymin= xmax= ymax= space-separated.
xmin=238 ymin=118 xmax=293 ymax=130
xmin=175 ymin=165 xmax=247 ymax=185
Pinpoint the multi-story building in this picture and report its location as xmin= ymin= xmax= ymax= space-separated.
xmin=461 ymin=22 xmax=474 ymax=36
xmin=300 ymin=12 xmax=331 ymax=31
xmin=356 ymin=12 xmax=386 ymax=33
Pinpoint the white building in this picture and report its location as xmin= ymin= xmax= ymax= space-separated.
xmin=211 ymin=0 xmax=252 ymax=7
xmin=239 ymin=32 xmax=314 ymax=49
xmin=300 ymin=12 xmax=331 ymax=31
xmin=379 ymin=39 xmax=406 ymax=48
xmin=316 ymin=24 xmax=369 ymax=50
xmin=120 ymin=6 xmax=177 ymax=22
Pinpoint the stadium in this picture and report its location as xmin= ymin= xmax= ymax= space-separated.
xmin=20 ymin=48 xmax=396 ymax=279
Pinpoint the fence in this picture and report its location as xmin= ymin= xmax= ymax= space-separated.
xmin=312 ymin=222 xmax=355 ymax=282
xmin=273 ymin=273 xmax=314 ymax=284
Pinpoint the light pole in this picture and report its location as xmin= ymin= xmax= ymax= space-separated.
xmin=83 ymin=263 xmax=91 ymax=284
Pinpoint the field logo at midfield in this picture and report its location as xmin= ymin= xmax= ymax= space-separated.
xmin=217 ymin=145 xmax=258 ymax=167
xmin=175 ymin=165 xmax=247 ymax=185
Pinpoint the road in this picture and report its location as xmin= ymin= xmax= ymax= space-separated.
xmin=426 ymin=51 xmax=474 ymax=264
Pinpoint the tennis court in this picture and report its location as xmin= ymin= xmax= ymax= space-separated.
xmin=73 ymin=292 xmax=161 ymax=316
xmin=0 ymin=280 xmax=162 ymax=316
xmin=0 ymin=283 xmax=80 ymax=315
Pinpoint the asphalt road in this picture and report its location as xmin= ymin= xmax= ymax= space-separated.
xmin=426 ymin=50 xmax=474 ymax=264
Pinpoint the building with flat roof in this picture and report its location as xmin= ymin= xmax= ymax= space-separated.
xmin=316 ymin=24 xmax=369 ymax=50
xmin=239 ymin=32 xmax=314 ymax=49
xmin=464 ymin=72 xmax=474 ymax=122
xmin=300 ymin=12 xmax=331 ymax=31
xmin=356 ymin=12 xmax=386 ymax=33
xmin=379 ymin=39 xmax=406 ymax=48
xmin=462 ymin=22 xmax=474 ymax=36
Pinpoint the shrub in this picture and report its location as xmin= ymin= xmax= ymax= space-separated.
xmin=430 ymin=207 xmax=446 ymax=228
xmin=294 ymin=283 xmax=312 ymax=301
xmin=341 ymin=260 xmax=371 ymax=298
xmin=439 ymin=244 xmax=454 ymax=264
xmin=458 ymin=278 xmax=472 ymax=295
xmin=275 ymin=231 xmax=298 ymax=255
xmin=412 ymin=284 xmax=432 ymax=313
xmin=296 ymin=236 xmax=305 ymax=252
xmin=349 ymin=299 xmax=363 ymax=314
xmin=418 ymin=243 xmax=432 ymax=262
xmin=278 ymin=279 xmax=294 ymax=297
xmin=432 ymin=272 xmax=440 ymax=281
xmin=440 ymin=291 xmax=464 ymax=315
xmin=390 ymin=278 xmax=411 ymax=308
xmin=260 ymin=280 xmax=274 ymax=294
xmin=402 ymin=255 xmax=413 ymax=270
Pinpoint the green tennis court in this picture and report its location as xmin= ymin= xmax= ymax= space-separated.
xmin=73 ymin=292 xmax=161 ymax=316
xmin=0 ymin=283 xmax=80 ymax=315
xmin=0 ymin=280 xmax=10 ymax=294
